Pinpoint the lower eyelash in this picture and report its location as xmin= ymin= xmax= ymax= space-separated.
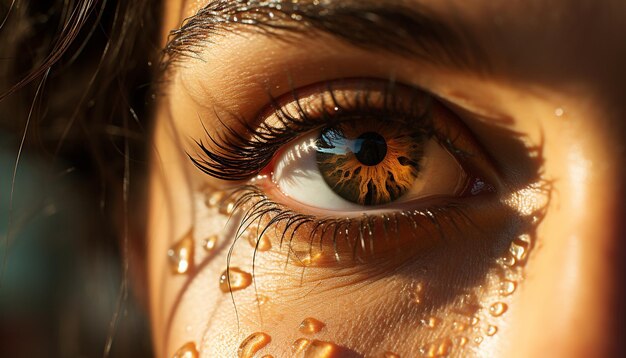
xmin=225 ymin=184 xmax=470 ymax=265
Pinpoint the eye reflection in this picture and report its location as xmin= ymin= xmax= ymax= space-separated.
xmin=316 ymin=119 xmax=426 ymax=206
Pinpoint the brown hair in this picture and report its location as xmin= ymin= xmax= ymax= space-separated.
xmin=0 ymin=1 xmax=161 ymax=355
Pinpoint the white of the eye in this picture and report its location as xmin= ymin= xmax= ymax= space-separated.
xmin=272 ymin=130 xmax=465 ymax=212
xmin=273 ymin=131 xmax=365 ymax=211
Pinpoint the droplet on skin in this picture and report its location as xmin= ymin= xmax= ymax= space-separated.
xmin=219 ymin=267 xmax=253 ymax=293
xmin=457 ymin=336 xmax=468 ymax=347
xmin=303 ymin=340 xmax=341 ymax=358
xmin=489 ymin=302 xmax=508 ymax=317
xmin=384 ymin=351 xmax=400 ymax=358
xmin=257 ymin=295 xmax=269 ymax=306
xmin=500 ymin=280 xmax=517 ymax=296
xmin=168 ymin=231 xmax=194 ymax=274
xmin=422 ymin=316 xmax=440 ymax=329
xmin=436 ymin=338 xmax=453 ymax=356
xmin=238 ymin=332 xmax=271 ymax=358
xmin=452 ymin=321 xmax=467 ymax=332
xmin=411 ymin=281 xmax=425 ymax=304
xmin=261 ymin=355 xmax=274 ymax=358
xmin=219 ymin=200 xmax=236 ymax=215
xmin=172 ymin=341 xmax=199 ymax=358
xmin=202 ymin=235 xmax=218 ymax=252
xmin=205 ymin=190 xmax=225 ymax=208
xmin=555 ymin=107 xmax=564 ymax=117
xmin=500 ymin=255 xmax=516 ymax=267
xmin=292 ymin=251 xmax=323 ymax=267
xmin=486 ymin=325 xmax=498 ymax=336
xmin=474 ymin=336 xmax=483 ymax=344
xmin=292 ymin=338 xmax=311 ymax=353
xmin=247 ymin=232 xmax=272 ymax=251
xmin=299 ymin=317 xmax=326 ymax=334
xmin=470 ymin=317 xmax=480 ymax=326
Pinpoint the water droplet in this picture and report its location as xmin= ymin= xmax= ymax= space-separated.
xmin=436 ymin=338 xmax=453 ymax=356
xmin=202 ymin=235 xmax=218 ymax=252
xmin=424 ymin=338 xmax=452 ymax=357
xmin=470 ymin=317 xmax=480 ymax=326
xmin=422 ymin=316 xmax=441 ymax=329
xmin=489 ymin=302 xmax=508 ymax=317
xmin=410 ymin=281 xmax=424 ymax=304
xmin=299 ymin=317 xmax=326 ymax=334
xmin=257 ymin=295 xmax=269 ymax=305
xmin=303 ymin=340 xmax=340 ymax=358
xmin=172 ymin=341 xmax=199 ymax=358
xmin=205 ymin=190 xmax=225 ymax=208
xmin=261 ymin=355 xmax=274 ymax=358
xmin=486 ymin=325 xmax=498 ymax=336
xmin=247 ymin=232 xmax=272 ymax=251
xmin=555 ymin=107 xmax=564 ymax=117
xmin=474 ymin=336 xmax=483 ymax=344
xmin=219 ymin=200 xmax=236 ymax=215
xmin=292 ymin=338 xmax=311 ymax=353
xmin=499 ymin=280 xmax=517 ymax=296
xmin=168 ymin=231 xmax=194 ymax=274
xmin=457 ymin=336 xmax=468 ymax=347
xmin=292 ymin=251 xmax=323 ymax=267
xmin=384 ymin=352 xmax=400 ymax=358
xmin=452 ymin=321 xmax=467 ymax=332
xmin=219 ymin=267 xmax=253 ymax=292
xmin=238 ymin=332 xmax=271 ymax=358
xmin=500 ymin=255 xmax=516 ymax=267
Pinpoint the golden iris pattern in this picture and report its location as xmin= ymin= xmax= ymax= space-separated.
xmin=316 ymin=119 xmax=426 ymax=205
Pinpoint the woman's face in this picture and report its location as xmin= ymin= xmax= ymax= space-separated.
xmin=147 ymin=1 xmax=626 ymax=357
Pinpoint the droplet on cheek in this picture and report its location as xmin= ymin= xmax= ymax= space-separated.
xmin=384 ymin=351 xmax=400 ymax=358
xmin=172 ymin=341 xmax=199 ymax=358
xmin=168 ymin=231 xmax=194 ymax=274
xmin=486 ymin=325 xmax=498 ymax=336
xmin=299 ymin=317 xmax=326 ymax=334
xmin=238 ymin=332 xmax=271 ymax=358
xmin=423 ymin=338 xmax=453 ymax=357
xmin=292 ymin=338 xmax=311 ymax=354
xmin=219 ymin=267 xmax=253 ymax=293
xmin=202 ymin=235 xmax=218 ymax=252
xmin=246 ymin=231 xmax=272 ymax=251
xmin=303 ymin=340 xmax=342 ymax=358
xmin=421 ymin=316 xmax=441 ymax=329
xmin=204 ymin=190 xmax=226 ymax=208
xmin=489 ymin=302 xmax=508 ymax=317
xmin=499 ymin=280 xmax=517 ymax=296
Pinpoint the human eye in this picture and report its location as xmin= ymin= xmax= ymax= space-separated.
xmin=191 ymin=79 xmax=500 ymax=264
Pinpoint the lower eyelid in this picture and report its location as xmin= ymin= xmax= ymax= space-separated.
xmin=227 ymin=185 xmax=505 ymax=268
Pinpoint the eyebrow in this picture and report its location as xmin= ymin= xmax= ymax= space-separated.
xmin=163 ymin=0 xmax=489 ymax=73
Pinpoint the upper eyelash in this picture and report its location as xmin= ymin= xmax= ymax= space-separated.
xmin=189 ymin=80 xmax=434 ymax=181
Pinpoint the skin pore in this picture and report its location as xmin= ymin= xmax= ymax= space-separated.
xmin=148 ymin=0 xmax=626 ymax=357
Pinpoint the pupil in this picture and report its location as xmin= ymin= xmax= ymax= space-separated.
xmin=354 ymin=132 xmax=387 ymax=166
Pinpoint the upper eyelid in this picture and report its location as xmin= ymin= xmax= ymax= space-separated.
xmin=188 ymin=80 xmax=435 ymax=181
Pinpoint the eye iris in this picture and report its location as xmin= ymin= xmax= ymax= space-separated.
xmin=316 ymin=121 xmax=425 ymax=206
xmin=354 ymin=132 xmax=387 ymax=166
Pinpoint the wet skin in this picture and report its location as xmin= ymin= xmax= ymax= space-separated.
xmin=147 ymin=0 xmax=626 ymax=357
